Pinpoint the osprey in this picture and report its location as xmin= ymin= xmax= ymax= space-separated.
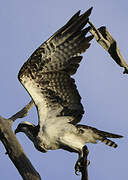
xmin=15 ymin=7 xmax=122 ymax=174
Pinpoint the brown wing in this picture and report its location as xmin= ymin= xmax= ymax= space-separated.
xmin=19 ymin=7 xmax=93 ymax=78
xmin=37 ymin=72 xmax=84 ymax=124
xmin=18 ymin=8 xmax=93 ymax=124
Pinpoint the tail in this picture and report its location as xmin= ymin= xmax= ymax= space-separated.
xmin=76 ymin=125 xmax=123 ymax=148
xmin=95 ymin=128 xmax=123 ymax=148
xmin=100 ymin=137 xmax=118 ymax=148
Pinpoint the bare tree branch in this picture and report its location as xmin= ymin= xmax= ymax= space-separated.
xmin=9 ymin=100 xmax=34 ymax=122
xmin=80 ymin=146 xmax=89 ymax=180
xmin=89 ymin=21 xmax=128 ymax=74
xmin=0 ymin=115 xmax=41 ymax=180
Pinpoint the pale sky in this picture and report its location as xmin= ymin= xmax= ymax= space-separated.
xmin=0 ymin=0 xmax=128 ymax=179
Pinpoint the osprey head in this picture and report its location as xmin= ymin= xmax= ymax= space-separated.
xmin=15 ymin=121 xmax=37 ymax=135
xmin=15 ymin=121 xmax=39 ymax=143
xmin=15 ymin=121 xmax=47 ymax=153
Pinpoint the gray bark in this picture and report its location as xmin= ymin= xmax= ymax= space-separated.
xmin=0 ymin=102 xmax=41 ymax=180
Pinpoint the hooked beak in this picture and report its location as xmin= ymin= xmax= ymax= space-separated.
xmin=14 ymin=128 xmax=19 ymax=134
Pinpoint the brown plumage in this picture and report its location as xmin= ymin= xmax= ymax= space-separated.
xmin=15 ymin=7 xmax=123 ymax=175
xmin=18 ymin=7 xmax=93 ymax=125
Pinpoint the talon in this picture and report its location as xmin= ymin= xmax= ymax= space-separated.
xmin=75 ymin=161 xmax=81 ymax=175
xmin=75 ymin=169 xmax=80 ymax=176
xmin=74 ymin=146 xmax=90 ymax=175
xmin=75 ymin=157 xmax=85 ymax=175
xmin=75 ymin=158 xmax=90 ymax=175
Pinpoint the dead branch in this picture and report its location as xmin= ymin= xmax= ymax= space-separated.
xmin=0 ymin=115 xmax=41 ymax=180
xmin=9 ymin=100 xmax=34 ymax=122
xmin=80 ymin=146 xmax=89 ymax=180
xmin=89 ymin=21 xmax=128 ymax=74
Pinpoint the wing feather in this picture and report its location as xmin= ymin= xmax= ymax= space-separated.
xmin=18 ymin=8 xmax=93 ymax=125
xmin=19 ymin=7 xmax=93 ymax=78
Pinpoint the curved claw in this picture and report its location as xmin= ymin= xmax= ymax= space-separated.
xmin=75 ymin=170 xmax=80 ymax=176
xmin=75 ymin=159 xmax=90 ymax=175
xmin=75 ymin=161 xmax=81 ymax=175
xmin=74 ymin=145 xmax=90 ymax=175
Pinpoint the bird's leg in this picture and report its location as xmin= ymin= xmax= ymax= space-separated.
xmin=75 ymin=145 xmax=90 ymax=175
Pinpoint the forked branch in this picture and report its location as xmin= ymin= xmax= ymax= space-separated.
xmin=9 ymin=100 xmax=34 ymax=121
xmin=0 ymin=101 xmax=41 ymax=180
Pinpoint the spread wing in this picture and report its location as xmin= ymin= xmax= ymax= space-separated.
xmin=18 ymin=8 xmax=93 ymax=125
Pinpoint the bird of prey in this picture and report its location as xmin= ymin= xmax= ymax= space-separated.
xmin=15 ymin=7 xmax=123 ymax=174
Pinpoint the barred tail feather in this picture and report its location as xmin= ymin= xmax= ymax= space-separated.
xmin=76 ymin=125 xmax=123 ymax=148
xmin=101 ymin=138 xmax=118 ymax=148
xmin=95 ymin=129 xmax=123 ymax=139
xmin=92 ymin=127 xmax=123 ymax=148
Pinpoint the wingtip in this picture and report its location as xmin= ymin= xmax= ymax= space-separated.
xmin=81 ymin=7 xmax=93 ymax=18
xmin=87 ymin=6 xmax=93 ymax=13
xmin=77 ymin=10 xmax=81 ymax=15
xmin=118 ymin=135 xmax=124 ymax=138
xmin=77 ymin=7 xmax=93 ymax=16
xmin=112 ymin=134 xmax=124 ymax=138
